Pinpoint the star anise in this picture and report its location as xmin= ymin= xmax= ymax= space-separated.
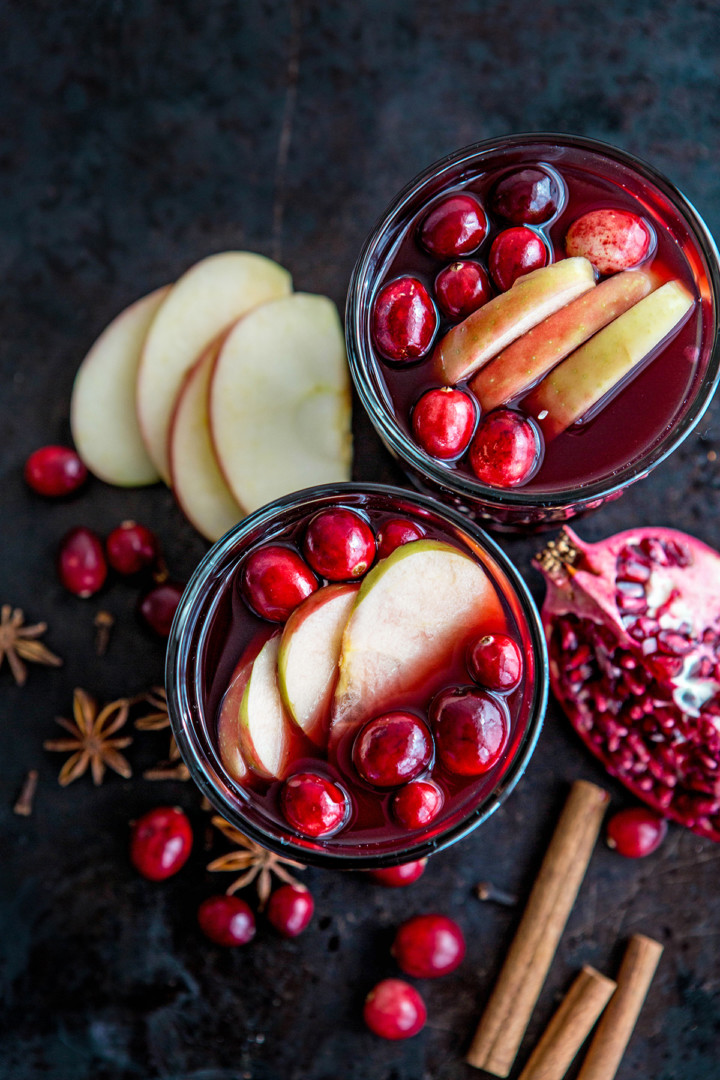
xmin=207 ymin=815 xmax=305 ymax=906
xmin=133 ymin=686 xmax=169 ymax=731
xmin=143 ymin=735 xmax=190 ymax=782
xmin=44 ymin=688 xmax=133 ymax=786
xmin=0 ymin=605 xmax=62 ymax=686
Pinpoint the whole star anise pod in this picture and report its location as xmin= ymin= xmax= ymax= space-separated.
xmin=44 ymin=688 xmax=133 ymax=786
xmin=0 ymin=605 xmax=62 ymax=685
xmin=207 ymin=815 xmax=305 ymax=907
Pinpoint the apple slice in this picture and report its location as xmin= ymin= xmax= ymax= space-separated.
xmin=433 ymin=257 xmax=596 ymax=385
xmin=239 ymin=633 xmax=299 ymax=779
xmin=277 ymin=583 xmax=359 ymax=746
xmin=331 ymin=540 xmax=504 ymax=736
xmin=70 ymin=286 xmax=168 ymax=486
xmin=137 ymin=252 xmax=292 ymax=482
xmin=526 ymin=280 xmax=695 ymax=440
xmin=217 ymin=633 xmax=270 ymax=786
xmin=168 ymin=337 xmax=244 ymax=542
xmin=210 ymin=293 xmax=352 ymax=514
xmin=470 ymin=270 xmax=653 ymax=412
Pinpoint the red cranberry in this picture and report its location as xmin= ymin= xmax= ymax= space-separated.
xmin=565 ymin=209 xmax=651 ymax=274
xmin=376 ymin=518 xmax=425 ymax=559
xmin=372 ymin=277 xmax=438 ymax=362
xmin=435 ymin=260 xmax=492 ymax=320
xmin=430 ymin=687 xmax=509 ymax=776
xmin=606 ymin=807 xmax=668 ymax=857
xmin=392 ymin=780 xmax=444 ymax=830
xmin=57 ymin=526 xmax=107 ymax=598
xmin=198 ymin=895 xmax=256 ymax=946
xmin=24 ymin=445 xmax=88 ymax=497
xmin=353 ymin=712 xmax=433 ymax=788
xmin=106 ymin=520 xmax=158 ymax=575
xmin=303 ymin=508 xmax=376 ymax=581
xmin=419 ymin=193 xmax=487 ymax=258
xmin=469 ymin=408 xmax=542 ymax=488
xmin=411 ymin=387 xmax=476 ymax=460
xmin=392 ymin=914 xmax=465 ymax=978
xmin=369 ymin=859 xmax=427 ymax=886
xmin=266 ymin=883 xmax=314 ymax=937
xmin=468 ymin=633 xmax=523 ymax=692
xmin=489 ymin=227 xmax=548 ymax=291
xmin=491 ymin=168 xmax=560 ymax=225
xmin=363 ymin=978 xmax=427 ymax=1040
xmin=242 ymin=544 xmax=318 ymax=622
xmin=138 ymin=581 xmax=183 ymax=637
xmin=281 ymin=772 xmax=350 ymax=838
xmin=130 ymin=806 xmax=193 ymax=881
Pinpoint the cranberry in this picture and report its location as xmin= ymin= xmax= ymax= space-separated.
xmin=376 ymin=518 xmax=425 ymax=559
xmin=363 ymin=978 xmax=427 ymax=1040
xmin=392 ymin=780 xmax=444 ymax=830
xmin=57 ymin=526 xmax=107 ymax=598
xmin=198 ymin=895 xmax=256 ymax=946
xmin=106 ymin=521 xmax=158 ymax=575
xmin=430 ymin=687 xmax=509 ymax=776
xmin=303 ymin=508 xmax=376 ymax=581
xmin=565 ymin=209 xmax=651 ymax=274
xmin=491 ymin=168 xmax=560 ymax=225
xmin=24 ymin=445 xmax=88 ymax=497
xmin=419 ymin=193 xmax=487 ymax=258
xmin=468 ymin=633 xmax=523 ymax=692
xmin=242 ymin=544 xmax=318 ymax=622
xmin=411 ymin=387 xmax=476 ymax=460
xmin=353 ymin=712 xmax=433 ymax=788
xmin=266 ymin=883 xmax=314 ymax=937
xmin=369 ymin=859 xmax=427 ymax=886
xmin=372 ymin=277 xmax=438 ymax=362
xmin=130 ymin=806 xmax=193 ymax=881
xmin=606 ymin=807 xmax=668 ymax=857
xmin=435 ymin=260 xmax=492 ymax=320
xmin=138 ymin=581 xmax=183 ymax=637
xmin=489 ymin=227 xmax=548 ymax=291
xmin=469 ymin=408 xmax=542 ymax=488
xmin=392 ymin=914 xmax=465 ymax=978
xmin=281 ymin=772 xmax=349 ymax=838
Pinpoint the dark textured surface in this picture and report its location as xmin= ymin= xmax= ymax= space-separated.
xmin=2 ymin=2 xmax=720 ymax=1078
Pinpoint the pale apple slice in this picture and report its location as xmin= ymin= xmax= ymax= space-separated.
xmin=277 ymin=583 xmax=359 ymax=746
xmin=331 ymin=540 xmax=504 ymax=736
xmin=433 ymin=257 xmax=596 ymax=385
xmin=168 ymin=337 xmax=244 ymax=542
xmin=137 ymin=252 xmax=292 ymax=482
xmin=70 ymin=286 xmax=169 ymax=486
xmin=217 ymin=633 xmax=270 ymax=786
xmin=239 ymin=634 xmax=299 ymax=779
xmin=210 ymin=293 xmax=352 ymax=514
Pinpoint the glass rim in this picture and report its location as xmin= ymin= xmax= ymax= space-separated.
xmin=345 ymin=131 xmax=720 ymax=511
xmin=165 ymin=481 xmax=549 ymax=869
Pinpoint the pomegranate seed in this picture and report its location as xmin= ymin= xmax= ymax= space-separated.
xmin=469 ymin=408 xmax=542 ymax=488
xmin=266 ymin=884 xmax=314 ymax=937
xmin=24 ymin=445 xmax=88 ymax=497
xmin=392 ymin=913 xmax=465 ymax=978
xmin=138 ymin=582 xmax=183 ymax=637
xmin=353 ymin=712 xmax=433 ymax=788
xmin=368 ymin=859 xmax=427 ymax=886
xmin=303 ymin=508 xmax=376 ymax=581
xmin=57 ymin=527 xmax=107 ymax=597
xmin=242 ymin=544 xmax=318 ymax=622
xmin=130 ymin=806 xmax=193 ymax=881
xmin=565 ymin=209 xmax=651 ymax=275
xmin=411 ymin=387 xmax=476 ymax=459
xmin=376 ymin=518 xmax=425 ymax=559
xmin=490 ymin=168 xmax=560 ymax=225
xmin=419 ymin=193 xmax=487 ymax=258
xmin=372 ymin=277 xmax=438 ymax=362
xmin=198 ymin=895 xmax=256 ymax=946
xmin=363 ymin=978 xmax=426 ymax=1040
xmin=606 ymin=807 xmax=668 ymax=857
xmin=106 ymin=521 xmax=158 ymax=575
xmin=467 ymin=633 xmax=522 ymax=691
xmin=392 ymin=780 xmax=444 ymax=830
xmin=434 ymin=260 xmax=492 ymax=320
xmin=430 ymin=687 xmax=509 ymax=775
xmin=281 ymin=772 xmax=349 ymax=838
xmin=488 ymin=227 xmax=548 ymax=291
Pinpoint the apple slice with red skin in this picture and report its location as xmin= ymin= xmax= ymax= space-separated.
xmin=217 ymin=631 xmax=272 ymax=786
xmin=239 ymin=633 xmax=304 ymax=780
xmin=470 ymin=270 xmax=653 ymax=412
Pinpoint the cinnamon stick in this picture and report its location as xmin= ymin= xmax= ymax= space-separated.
xmin=466 ymin=780 xmax=609 ymax=1076
xmin=517 ymin=966 xmax=616 ymax=1080
xmin=576 ymin=934 xmax=663 ymax=1080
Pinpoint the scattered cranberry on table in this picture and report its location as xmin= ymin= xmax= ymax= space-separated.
xmin=392 ymin=913 xmax=465 ymax=978
xmin=368 ymin=859 xmax=427 ymax=887
xmin=130 ymin=805 xmax=193 ymax=881
xmin=353 ymin=712 xmax=433 ymax=788
xmin=363 ymin=978 xmax=427 ymax=1040
xmin=411 ymin=387 xmax=477 ymax=460
xmin=24 ymin=445 xmax=88 ymax=497
xmin=606 ymin=807 xmax=668 ymax=857
xmin=392 ymin=780 xmax=444 ymax=830
xmin=435 ymin=260 xmax=492 ymax=320
xmin=430 ymin=687 xmax=509 ymax=776
xmin=138 ymin=581 xmax=183 ymax=637
xmin=106 ymin=521 xmax=158 ymax=575
xmin=198 ymin=895 xmax=256 ymax=946
xmin=372 ymin=276 xmax=438 ymax=362
xmin=281 ymin=772 xmax=350 ymax=838
xmin=242 ymin=544 xmax=318 ymax=622
xmin=468 ymin=408 xmax=542 ymax=488
xmin=419 ymin=192 xmax=487 ymax=258
xmin=375 ymin=518 xmax=425 ymax=559
xmin=468 ymin=632 xmax=523 ymax=692
xmin=266 ymin=884 xmax=314 ymax=937
xmin=57 ymin=526 xmax=107 ymax=597
xmin=303 ymin=508 xmax=376 ymax=581
xmin=490 ymin=167 xmax=561 ymax=225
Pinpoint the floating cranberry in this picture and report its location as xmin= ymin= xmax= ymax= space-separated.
xmin=392 ymin=914 xmax=465 ymax=978
xmin=468 ymin=633 xmax=523 ymax=692
xmin=130 ymin=806 xmax=193 ymax=881
xmin=491 ymin=168 xmax=561 ymax=225
xmin=489 ymin=227 xmax=548 ymax=291
xmin=392 ymin=780 xmax=444 ymax=830
xmin=372 ymin=277 xmax=438 ymax=362
xmin=242 ymin=544 xmax=318 ymax=622
xmin=565 ymin=209 xmax=651 ymax=274
xmin=24 ymin=445 xmax=88 ymax=497
xmin=106 ymin=521 xmax=158 ymax=576
xmin=363 ymin=978 xmax=427 ymax=1040
xmin=198 ymin=895 xmax=256 ymax=946
xmin=430 ymin=687 xmax=509 ymax=776
xmin=266 ymin=883 xmax=314 ymax=937
xmin=369 ymin=859 xmax=427 ymax=886
xmin=138 ymin=581 xmax=183 ymax=637
xmin=353 ymin=712 xmax=433 ymax=788
xmin=57 ymin=526 xmax=107 ymax=598
xmin=376 ymin=518 xmax=425 ymax=559
xmin=419 ymin=193 xmax=487 ymax=258
xmin=469 ymin=408 xmax=542 ymax=488
xmin=411 ymin=387 xmax=476 ymax=460
xmin=281 ymin=772 xmax=349 ymax=838
xmin=303 ymin=508 xmax=376 ymax=581
xmin=606 ymin=807 xmax=668 ymax=857
xmin=435 ymin=261 xmax=492 ymax=320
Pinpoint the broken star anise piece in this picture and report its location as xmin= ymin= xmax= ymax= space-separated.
xmin=143 ymin=735 xmax=190 ymax=782
xmin=0 ymin=605 xmax=62 ymax=686
xmin=208 ymin=815 xmax=305 ymax=907
xmin=44 ymin=688 xmax=133 ymax=786
xmin=133 ymin=686 xmax=169 ymax=731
